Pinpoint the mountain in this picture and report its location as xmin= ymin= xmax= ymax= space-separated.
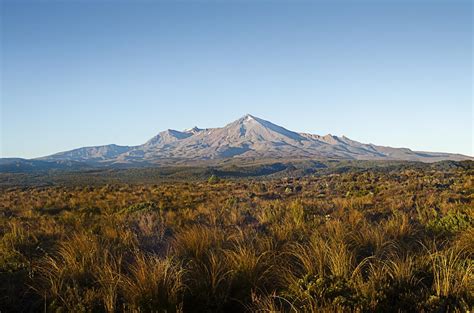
xmin=0 ymin=158 xmax=89 ymax=172
xmin=19 ymin=114 xmax=474 ymax=166
xmin=40 ymin=144 xmax=133 ymax=163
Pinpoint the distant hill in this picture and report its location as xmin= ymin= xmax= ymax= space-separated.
xmin=2 ymin=114 xmax=471 ymax=172
xmin=0 ymin=158 xmax=89 ymax=172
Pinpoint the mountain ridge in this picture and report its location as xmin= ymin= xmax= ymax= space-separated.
xmin=19 ymin=114 xmax=474 ymax=165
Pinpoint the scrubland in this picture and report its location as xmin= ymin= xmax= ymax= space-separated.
xmin=0 ymin=165 xmax=472 ymax=312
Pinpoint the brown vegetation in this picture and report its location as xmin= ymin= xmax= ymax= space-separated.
xmin=0 ymin=165 xmax=472 ymax=312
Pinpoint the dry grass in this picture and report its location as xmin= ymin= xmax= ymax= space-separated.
xmin=0 ymin=165 xmax=472 ymax=312
xmin=427 ymin=244 xmax=473 ymax=311
xmin=122 ymin=254 xmax=185 ymax=312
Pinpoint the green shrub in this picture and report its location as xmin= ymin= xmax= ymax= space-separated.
xmin=208 ymin=175 xmax=220 ymax=184
xmin=120 ymin=201 xmax=158 ymax=214
xmin=288 ymin=273 xmax=363 ymax=310
xmin=427 ymin=211 xmax=472 ymax=235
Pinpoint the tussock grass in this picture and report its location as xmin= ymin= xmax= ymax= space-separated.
xmin=426 ymin=244 xmax=473 ymax=311
xmin=0 ymin=165 xmax=473 ymax=312
xmin=122 ymin=254 xmax=185 ymax=312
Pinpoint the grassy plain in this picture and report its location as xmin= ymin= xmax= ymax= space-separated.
xmin=0 ymin=161 xmax=472 ymax=312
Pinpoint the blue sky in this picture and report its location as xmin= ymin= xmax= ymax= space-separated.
xmin=1 ymin=0 xmax=472 ymax=158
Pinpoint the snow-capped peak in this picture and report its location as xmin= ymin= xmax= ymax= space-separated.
xmin=184 ymin=126 xmax=203 ymax=134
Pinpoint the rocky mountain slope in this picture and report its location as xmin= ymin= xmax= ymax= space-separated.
xmin=34 ymin=114 xmax=471 ymax=165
